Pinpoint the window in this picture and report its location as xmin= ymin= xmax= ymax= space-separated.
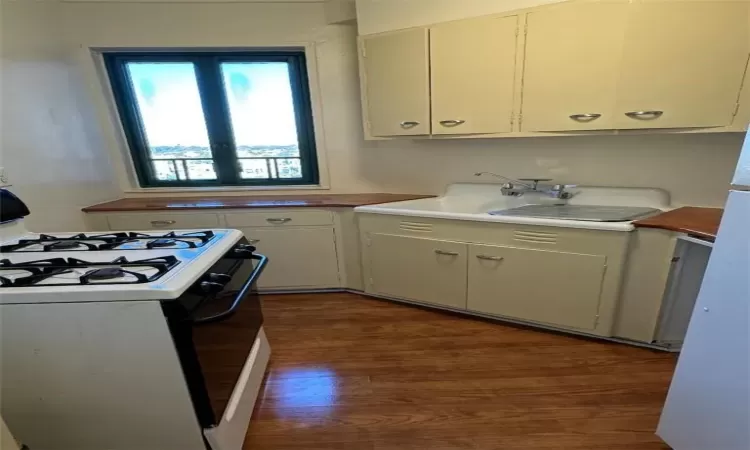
xmin=104 ymin=51 xmax=319 ymax=188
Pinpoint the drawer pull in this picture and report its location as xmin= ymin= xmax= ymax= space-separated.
xmin=439 ymin=119 xmax=466 ymax=127
xmin=400 ymin=121 xmax=420 ymax=129
xmin=266 ymin=218 xmax=292 ymax=224
xmin=435 ymin=249 xmax=459 ymax=256
xmin=625 ymin=110 xmax=663 ymax=120
xmin=150 ymin=220 xmax=176 ymax=227
xmin=476 ymin=255 xmax=504 ymax=262
xmin=569 ymin=113 xmax=601 ymax=122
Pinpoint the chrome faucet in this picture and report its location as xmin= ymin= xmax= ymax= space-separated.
xmin=474 ymin=172 xmax=576 ymax=199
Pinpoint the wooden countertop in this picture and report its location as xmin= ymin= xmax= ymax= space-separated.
xmin=82 ymin=193 xmax=434 ymax=212
xmin=634 ymin=206 xmax=723 ymax=241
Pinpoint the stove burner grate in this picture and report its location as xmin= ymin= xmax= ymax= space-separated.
xmin=0 ymin=231 xmax=216 ymax=252
xmin=0 ymin=256 xmax=180 ymax=287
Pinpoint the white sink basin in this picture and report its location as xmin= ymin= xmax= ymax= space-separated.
xmin=355 ymin=183 xmax=671 ymax=232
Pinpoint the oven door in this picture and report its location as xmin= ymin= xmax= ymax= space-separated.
xmin=166 ymin=243 xmax=269 ymax=450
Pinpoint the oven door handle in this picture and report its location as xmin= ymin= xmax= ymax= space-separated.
xmin=192 ymin=254 xmax=268 ymax=325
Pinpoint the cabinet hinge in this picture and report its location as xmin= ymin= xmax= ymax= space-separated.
xmin=594 ymin=314 xmax=600 ymax=328
xmin=524 ymin=22 xmax=528 ymax=36
xmin=361 ymin=44 xmax=366 ymax=58
xmin=510 ymin=112 xmax=515 ymax=127
xmin=369 ymin=277 xmax=374 ymax=286
xmin=518 ymin=113 xmax=523 ymax=127
xmin=733 ymin=102 xmax=741 ymax=117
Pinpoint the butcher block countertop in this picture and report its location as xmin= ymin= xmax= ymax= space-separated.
xmin=82 ymin=193 xmax=434 ymax=212
xmin=634 ymin=206 xmax=724 ymax=241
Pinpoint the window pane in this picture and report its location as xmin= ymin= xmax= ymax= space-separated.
xmin=186 ymin=160 xmax=217 ymax=180
xmin=220 ymin=63 xmax=301 ymax=164
xmin=277 ymin=158 xmax=302 ymax=179
xmin=152 ymin=160 xmax=177 ymax=181
xmin=239 ymin=159 xmax=270 ymax=179
xmin=126 ymin=62 xmax=217 ymax=180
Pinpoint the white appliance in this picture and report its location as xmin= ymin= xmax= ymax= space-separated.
xmin=656 ymin=135 xmax=750 ymax=449
xmin=0 ymin=190 xmax=270 ymax=450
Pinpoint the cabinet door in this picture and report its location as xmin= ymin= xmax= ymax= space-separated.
xmin=430 ymin=15 xmax=518 ymax=135
xmin=361 ymin=29 xmax=430 ymax=137
xmin=366 ymin=234 xmax=467 ymax=309
xmin=521 ymin=2 xmax=629 ymax=131
xmin=240 ymin=227 xmax=340 ymax=289
xmin=734 ymin=60 xmax=750 ymax=131
xmin=615 ymin=2 xmax=749 ymax=129
xmin=467 ymin=244 xmax=606 ymax=330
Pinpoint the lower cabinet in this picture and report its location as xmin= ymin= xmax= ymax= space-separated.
xmin=467 ymin=244 xmax=607 ymax=331
xmin=366 ymin=233 xmax=467 ymax=309
xmin=239 ymin=227 xmax=340 ymax=290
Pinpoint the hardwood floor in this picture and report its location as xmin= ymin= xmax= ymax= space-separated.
xmin=242 ymin=293 xmax=676 ymax=450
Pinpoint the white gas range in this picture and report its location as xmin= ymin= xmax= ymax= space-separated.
xmin=0 ymin=190 xmax=270 ymax=450
xmin=0 ymin=226 xmax=246 ymax=304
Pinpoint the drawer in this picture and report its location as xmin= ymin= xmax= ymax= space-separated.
xmin=225 ymin=210 xmax=333 ymax=228
xmin=106 ymin=213 xmax=220 ymax=231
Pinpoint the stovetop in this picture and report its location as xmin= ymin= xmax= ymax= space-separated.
xmin=0 ymin=255 xmax=180 ymax=288
xmin=0 ymin=230 xmax=216 ymax=253
xmin=0 ymin=227 xmax=244 ymax=304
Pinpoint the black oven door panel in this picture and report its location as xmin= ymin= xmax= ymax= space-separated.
xmin=165 ymin=240 xmax=267 ymax=428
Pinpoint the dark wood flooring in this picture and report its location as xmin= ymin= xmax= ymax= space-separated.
xmin=243 ymin=293 xmax=676 ymax=450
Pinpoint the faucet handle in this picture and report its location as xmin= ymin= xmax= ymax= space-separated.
xmin=519 ymin=178 xmax=553 ymax=190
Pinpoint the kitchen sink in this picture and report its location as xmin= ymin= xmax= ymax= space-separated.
xmin=488 ymin=204 xmax=662 ymax=222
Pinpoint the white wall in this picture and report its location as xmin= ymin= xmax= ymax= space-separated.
xmin=61 ymin=1 xmax=382 ymax=195
xmin=0 ymin=0 xmax=119 ymax=231
xmin=360 ymin=133 xmax=744 ymax=207
xmin=356 ymin=0 xmax=566 ymax=35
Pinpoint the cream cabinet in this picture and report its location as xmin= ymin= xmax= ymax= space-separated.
xmin=735 ymin=68 xmax=750 ymax=131
xmin=239 ymin=227 xmax=341 ymax=290
xmin=614 ymin=1 xmax=749 ymax=130
xmin=430 ymin=15 xmax=518 ymax=135
xmin=360 ymin=28 xmax=431 ymax=137
xmin=521 ymin=2 xmax=629 ymax=131
xmin=365 ymin=233 xmax=467 ymax=309
xmin=467 ymin=244 xmax=607 ymax=331
xmin=358 ymin=0 xmax=750 ymax=138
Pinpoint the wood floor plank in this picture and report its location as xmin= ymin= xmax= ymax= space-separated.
xmin=205 ymin=292 xmax=676 ymax=449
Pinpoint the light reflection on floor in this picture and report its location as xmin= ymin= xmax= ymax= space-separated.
xmin=269 ymin=368 xmax=338 ymax=410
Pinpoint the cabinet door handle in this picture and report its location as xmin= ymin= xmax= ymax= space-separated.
xmin=569 ymin=113 xmax=601 ymax=122
xmin=435 ymin=249 xmax=459 ymax=256
xmin=476 ymin=255 xmax=504 ymax=262
xmin=625 ymin=110 xmax=663 ymax=120
xmin=400 ymin=121 xmax=420 ymax=129
xmin=150 ymin=220 xmax=176 ymax=227
xmin=266 ymin=218 xmax=292 ymax=224
xmin=247 ymin=239 xmax=261 ymax=244
xmin=439 ymin=119 xmax=466 ymax=127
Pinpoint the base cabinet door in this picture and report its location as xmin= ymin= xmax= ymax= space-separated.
xmin=240 ymin=227 xmax=340 ymax=289
xmin=467 ymin=244 xmax=606 ymax=330
xmin=366 ymin=234 xmax=467 ymax=309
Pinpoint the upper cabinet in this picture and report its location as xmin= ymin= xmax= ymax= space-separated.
xmin=357 ymin=0 xmax=750 ymax=139
xmin=614 ymin=1 xmax=749 ymax=130
xmin=736 ymin=69 xmax=750 ymax=131
xmin=430 ymin=15 xmax=519 ymax=135
xmin=360 ymin=28 xmax=431 ymax=137
xmin=521 ymin=2 xmax=629 ymax=131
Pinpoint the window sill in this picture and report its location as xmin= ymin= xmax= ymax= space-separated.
xmin=123 ymin=184 xmax=330 ymax=194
